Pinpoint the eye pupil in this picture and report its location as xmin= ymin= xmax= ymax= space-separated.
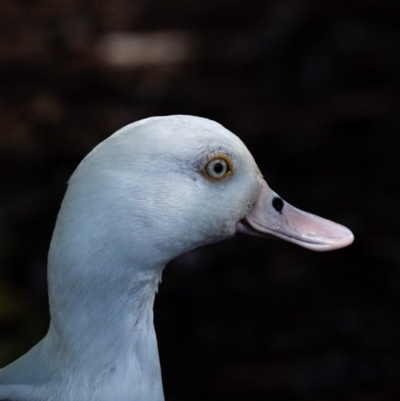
xmin=214 ymin=163 xmax=223 ymax=173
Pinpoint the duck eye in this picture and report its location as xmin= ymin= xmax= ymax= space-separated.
xmin=204 ymin=156 xmax=232 ymax=181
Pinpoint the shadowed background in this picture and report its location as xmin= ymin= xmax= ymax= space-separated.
xmin=0 ymin=1 xmax=399 ymax=400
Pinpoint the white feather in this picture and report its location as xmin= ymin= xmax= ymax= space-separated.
xmin=0 ymin=115 xmax=261 ymax=401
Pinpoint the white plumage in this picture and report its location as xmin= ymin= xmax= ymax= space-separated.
xmin=0 ymin=115 xmax=353 ymax=401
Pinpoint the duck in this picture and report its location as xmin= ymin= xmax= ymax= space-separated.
xmin=0 ymin=115 xmax=353 ymax=401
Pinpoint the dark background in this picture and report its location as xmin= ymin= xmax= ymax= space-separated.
xmin=0 ymin=1 xmax=399 ymax=400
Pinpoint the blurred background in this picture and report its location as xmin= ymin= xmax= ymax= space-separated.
xmin=0 ymin=0 xmax=399 ymax=400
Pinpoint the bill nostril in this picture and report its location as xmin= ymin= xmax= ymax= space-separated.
xmin=272 ymin=197 xmax=284 ymax=213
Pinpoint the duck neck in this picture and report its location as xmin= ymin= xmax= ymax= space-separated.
xmin=45 ymin=218 xmax=165 ymax=399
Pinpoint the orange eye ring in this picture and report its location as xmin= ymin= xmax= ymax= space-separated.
xmin=203 ymin=155 xmax=233 ymax=181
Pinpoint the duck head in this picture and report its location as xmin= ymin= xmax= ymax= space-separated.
xmin=63 ymin=115 xmax=353 ymax=271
